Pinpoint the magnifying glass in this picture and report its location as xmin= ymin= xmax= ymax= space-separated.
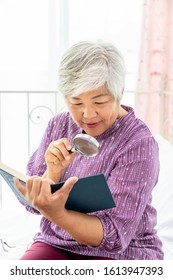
xmin=69 ymin=134 xmax=99 ymax=157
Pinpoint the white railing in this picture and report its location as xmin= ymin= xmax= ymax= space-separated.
xmin=0 ymin=91 xmax=67 ymax=158
xmin=0 ymin=89 xmax=173 ymax=208
xmin=0 ymin=90 xmax=67 ymax=208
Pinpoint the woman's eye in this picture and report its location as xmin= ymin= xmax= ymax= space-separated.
xmin=72 ymin=103 xmax=82 ymax=106
xmin=95 ymin=101 xmax=108 ymax=105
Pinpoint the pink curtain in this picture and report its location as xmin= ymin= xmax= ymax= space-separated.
xmin=136 ymin=0 xmax=173 ymax=143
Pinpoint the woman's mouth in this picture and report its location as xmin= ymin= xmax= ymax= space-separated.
xmin=86 ymin=122 xmax=100 ymax=128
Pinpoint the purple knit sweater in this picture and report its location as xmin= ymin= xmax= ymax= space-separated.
xmin=26 ymin=105 xmax=164 ymax=260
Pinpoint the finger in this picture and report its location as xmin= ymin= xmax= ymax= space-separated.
xmin=26 ymin=177 xmax=42 ymax=199
xmin=45 ymin=149 xmax=61 ymax=164
xmin=14 ymin=177 xmax=26 ymax=196
xmin=33 ymin=179 xmax=54 ymax=208
xmin=48 ymin=143 xmax=64 ymax=160
xmin=46 ymin=140 xmax=75 ymax=165
xmin=53 ymin=141 xmax=71 ymax=160
xmin=58 ymin=138 xmax=72 ymax=151
xmin=46 ymin=142 xmax=68 ymax=163
xmin=38 ymin=178 xmax=54 ymax=196
xmin=45 ymin=143 xmax=66 ymax=164
xmin=54 ymin=138 xmax=72 ymax=154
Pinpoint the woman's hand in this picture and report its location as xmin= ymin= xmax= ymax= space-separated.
xmin=14 ymin=176 xmax=78 ymax=221
xmin=14 ymin=176 xmax=104 ymax=246
xmin=44 ymin=138 xmax=76 ymax=182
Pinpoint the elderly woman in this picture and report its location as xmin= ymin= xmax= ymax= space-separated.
xmin=15 ymin=40 xmax=164 ymax=260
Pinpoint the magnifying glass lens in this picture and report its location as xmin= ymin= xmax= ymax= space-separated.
xmin=71 ymin=134 xmax=99 ymax=157
xmin=74 ymin=138 xmax=98 ymax=156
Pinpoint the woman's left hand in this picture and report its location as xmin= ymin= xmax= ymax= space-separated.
xmin=14 ymin=176 xmax=104 ymax=246
xmin=14 ymin=176 xmax=78 ymax=221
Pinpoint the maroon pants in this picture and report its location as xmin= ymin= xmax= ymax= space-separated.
xmin=20 ymin=241 xmax=112 ymax=260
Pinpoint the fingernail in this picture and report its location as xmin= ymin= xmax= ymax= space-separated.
xmin=67 ymin=145 xmax=72 ymax=150
xmin=66 ymin=156 xmax=70 ymax=160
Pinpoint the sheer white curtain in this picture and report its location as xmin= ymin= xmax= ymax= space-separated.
xmin=136 ymin=0 xmax=173 ymax=142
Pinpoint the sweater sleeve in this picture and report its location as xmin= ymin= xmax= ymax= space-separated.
xmin=95 ymin=137 xmax=160 ymax=254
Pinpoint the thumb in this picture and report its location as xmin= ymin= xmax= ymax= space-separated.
xmin=53 ymin=176 xmax=78 ymax=198
xmin=62 ymin=176 xmax=78 ymax=193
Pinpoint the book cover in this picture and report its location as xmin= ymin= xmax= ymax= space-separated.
xmin=0 ymin=162 xmax=116 ymax=213
xmin=0 ymin=162 xmax=32 ymax=208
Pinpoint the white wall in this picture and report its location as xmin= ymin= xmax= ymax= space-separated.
xmin=0 ymin=0 xmax=143 ymax=208
xmin=0 ymin=0 xmax=142 ymax=91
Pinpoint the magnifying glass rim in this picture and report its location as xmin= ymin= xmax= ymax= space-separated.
xmin=73 ymin=133 xmax=99 ymax=147
xmin=73 ymin=133 xmax=99 ymax=157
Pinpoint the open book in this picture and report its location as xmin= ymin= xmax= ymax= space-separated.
xmin=0 ymin=162 xmax=116 ymax=213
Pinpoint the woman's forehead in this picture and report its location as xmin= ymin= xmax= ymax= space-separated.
xmin=69 ymin=86 xmax=111 ymax=100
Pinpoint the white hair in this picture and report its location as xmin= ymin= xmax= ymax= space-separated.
xmin=58 ymin=40 xmax=126 ymax=101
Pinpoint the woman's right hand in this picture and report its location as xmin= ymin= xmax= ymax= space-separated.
xmin=44 ymin=138 xmax=76 ymax=182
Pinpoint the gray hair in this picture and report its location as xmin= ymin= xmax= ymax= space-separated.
xmin=58 ymin=40 xmax=126 ymax=101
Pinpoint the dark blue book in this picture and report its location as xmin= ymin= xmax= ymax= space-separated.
xmin=0 ymin=162 xmax=116 ymax=213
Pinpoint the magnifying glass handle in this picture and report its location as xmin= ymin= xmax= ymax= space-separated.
xmin=69 ymin=147 xmax=76 ymax=154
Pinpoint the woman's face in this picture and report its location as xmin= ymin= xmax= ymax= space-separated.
xmin=66 ymin=86 xmax=126 ymax=137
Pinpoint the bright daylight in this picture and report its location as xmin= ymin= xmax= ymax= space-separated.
xmin=0 ymin=0 xmax=173 ymax=265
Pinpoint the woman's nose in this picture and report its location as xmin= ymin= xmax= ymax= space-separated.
xmin=83 ymin=106 xmax=97 ymax=118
